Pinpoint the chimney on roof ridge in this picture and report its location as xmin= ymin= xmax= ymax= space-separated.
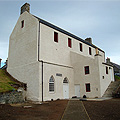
xmin=85 ymin=38 xmax=92 ymax=44
xmin=106 ymin=57 xmax=110 ymax=63
xmin=20 ymin=3 xmax=30 ymax=15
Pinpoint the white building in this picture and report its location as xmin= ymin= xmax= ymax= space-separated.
xmin=7 ymin=3 xmax=114 ymax=101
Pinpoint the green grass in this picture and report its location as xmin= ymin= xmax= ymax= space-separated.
xmin=115 ymin=75 xmax=120 ymax=81
xmin=0 ymin=69 xmax=16 ymax=93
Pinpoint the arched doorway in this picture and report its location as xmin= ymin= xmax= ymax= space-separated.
xmin=63 ymin=77 xmax=69 ymax=99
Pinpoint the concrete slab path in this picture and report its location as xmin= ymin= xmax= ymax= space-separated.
xmin=61 ymin=100 xmax=91 ymax=120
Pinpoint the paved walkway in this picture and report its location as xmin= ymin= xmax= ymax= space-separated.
xmin=61 ymin=100 xmax=90 ymax=120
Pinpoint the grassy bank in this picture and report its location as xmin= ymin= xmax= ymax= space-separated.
xmin=0 ymin=69 xmax=16 ymax=93
xmin=115 ymin=75 xmax=120 ymax=81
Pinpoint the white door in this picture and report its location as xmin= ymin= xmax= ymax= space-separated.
xmin=75 ymin=85 xmax=80 ymax=97
xmin=110 ymin=69 xmax=113 ymax=81
xmin=63 ymin=84 xmax=69 ymax=99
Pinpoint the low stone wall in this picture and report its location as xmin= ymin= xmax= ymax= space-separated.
xmin=0 ymin=90 xmax=25 ymax=104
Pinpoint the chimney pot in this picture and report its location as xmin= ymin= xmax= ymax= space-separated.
xmin=21 ymin=3 xmax=30 ymax=15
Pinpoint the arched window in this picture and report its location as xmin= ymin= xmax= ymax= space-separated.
xmin=63 ymin=77 xmax=68 ymax=83
xmin=49 ymin=76 xmax=54 ymax=92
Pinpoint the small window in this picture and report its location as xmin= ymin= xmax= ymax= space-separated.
xmin=106 ymin=66 xmax=108 ymax=74
xmin=68 ymin=38 xmax=72 ymax=48
xmin=80 ymin=43 xmax=82 ymax=52
xmin=86 ymin=83 xmax=90 ymax=92
xmin=85 ymin=66 xmax=89 ymax=75
xmin=63 ymin=77 xmax=68 ymax=83
xmin=54 ymin=32 xmax=58 ymax=42
xmin=49 ymin=76 xmax=54 ymax=92
xmin=89 ymin=47 xmax=92 ymax=55
xmin=21 ymin=20 xmax=24 ymax=28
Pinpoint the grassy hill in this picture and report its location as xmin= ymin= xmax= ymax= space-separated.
xmin=115 ymin=75 xmax=120 ymax=81
xmin=0 ymin=69 xmax=18 ymax=93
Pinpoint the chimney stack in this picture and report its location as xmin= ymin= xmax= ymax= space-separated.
xmin=0 ymin=58 xmax=2 ymax=68
xmin=106 ymin=57 xmax=110 ymax=64
xmin=95 ymin=48 xmax=99 ymax=55
xmin=21 ymin=3 xmax=30 ymax=15
xmin=85 ymin=38 xmax=92 ymax=44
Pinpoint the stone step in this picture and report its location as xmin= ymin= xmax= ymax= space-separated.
xmin=103 ymin=81 xmax=120 ymax=97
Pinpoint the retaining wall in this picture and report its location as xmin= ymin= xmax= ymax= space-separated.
xmin=0 ymin=89 xmax=25 ymax=104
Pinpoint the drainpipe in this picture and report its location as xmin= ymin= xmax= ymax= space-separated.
xmin=41 ymin=61 xmax=43 ymax=102
xmin=38 ymin=21 xmax=44 ymax=102
xmin=38 ymin=22 xmax=40 ymax=61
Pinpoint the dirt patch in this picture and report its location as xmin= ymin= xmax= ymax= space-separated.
xmin=83 ymin=98 xmax=120 ymax=120
xmin=0 ymin=100 xmax=68 ymax=120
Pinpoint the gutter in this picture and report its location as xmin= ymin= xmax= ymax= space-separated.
xmin=102 ymin=62 xmax=114 ymax=67
xmin=38 ymin=21 xmax=44 ymax=102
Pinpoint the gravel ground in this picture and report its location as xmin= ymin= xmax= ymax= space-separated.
xmin=83 ymin=98 xmax=120 ymax=120
xmin=1 ymin=98 xmax=120 ymax=120
xmin=0 ymin=100 xmax=68 ymax=120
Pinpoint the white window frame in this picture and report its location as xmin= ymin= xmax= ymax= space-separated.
xmin=49 ymin=76 xmax=55 ymax=92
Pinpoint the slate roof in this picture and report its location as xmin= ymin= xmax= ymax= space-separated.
xmin=111 ymin=62 xmax=120 ymax=70
xmin=33 ymin=15 xmax=104 ymax=53
xmin=102 ymin=62 xmax=113 ymax=67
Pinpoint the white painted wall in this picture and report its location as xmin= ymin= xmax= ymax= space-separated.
xmin=7 ymin=12 xmax=41 ymax=101
xmin=95 ymin=55 xmax=114 ymax=97
xmin=39 ymin=23 xmax=102 ymax=67
xmin=41 ymin=62 xmax=74 ymax=101
xmin=100 ymin=64 xmax=114 ymax=96
xmin=71 ymin=51 xmax=101 ymax=98
xmin=7 ymin=10 xmax=114 ymax=102
xmin=39 ymin=22 xmax=108 ymax=99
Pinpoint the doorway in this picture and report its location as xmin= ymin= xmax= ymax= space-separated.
xmin=63 ymin=77 xmax=69 ymax=99
xmin=75 ymin=84 xmax=80 ymax=97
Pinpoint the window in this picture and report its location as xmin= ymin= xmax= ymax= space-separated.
xmin=80 ymin=43 xmax=82 ymax=52
xmin=68 ymin=38 xmax=72 ymax=48
xmin=54 ymin=32 xmax=58 ymax=42
xmin=63 ymin=77 xmax=68 ymax=83
xmin=21 ymin=20 xmax=24 ymax=28
xmin=85 ymin=66 xmax=89 ymax=75
xmin=86 ymin=83 xmax=91 ymax=92
xmin=106 ymin=66 xmax=108 ymax=74
xmin=49 ymin=76 xmax=54 ymax=92
xmin=89 ymin=47 xmax=92 ymax=55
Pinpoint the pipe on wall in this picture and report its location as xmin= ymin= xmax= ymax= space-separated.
xmin=38 ymin=21 xmax=44 ymax=102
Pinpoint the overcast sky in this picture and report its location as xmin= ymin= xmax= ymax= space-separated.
xmin=0 ymin=0 xmax=120 ymax=67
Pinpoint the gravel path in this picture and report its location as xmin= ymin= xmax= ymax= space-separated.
xmin=62 ymin=100 xmax=90 ymax=120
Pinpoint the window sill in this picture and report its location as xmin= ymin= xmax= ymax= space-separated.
xmin=49 ymin=91 xmax=55 ymax=94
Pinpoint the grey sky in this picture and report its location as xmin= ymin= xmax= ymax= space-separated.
xmin=0 ymin=0 xmax=120 ymax=66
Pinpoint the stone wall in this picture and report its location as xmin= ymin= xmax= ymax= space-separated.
xmin=0 ymin=89 xmax=25 ymax=104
